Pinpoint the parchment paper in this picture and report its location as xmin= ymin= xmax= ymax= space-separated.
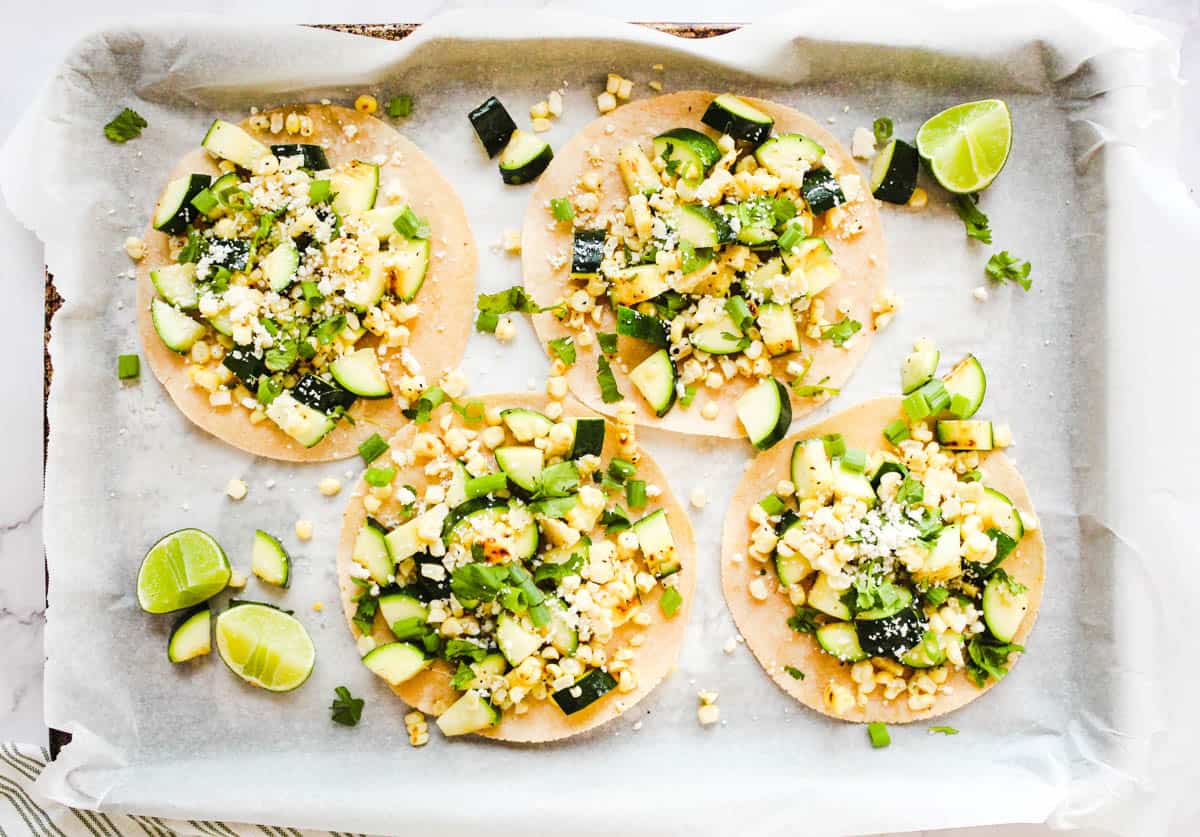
xmin=3 ymin=2 xmax=1199 ymax=835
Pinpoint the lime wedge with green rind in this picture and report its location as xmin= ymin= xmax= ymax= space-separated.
xmin=137 ymin=528 xmax=231 ymax=614
xmin=915 ymin=99 xmax=1013 ymax=194
xmin=216 ymin=603 xmax=315 ymax=692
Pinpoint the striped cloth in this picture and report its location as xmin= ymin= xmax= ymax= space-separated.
xmin=0 ymin=743 xmax=369 ymax=837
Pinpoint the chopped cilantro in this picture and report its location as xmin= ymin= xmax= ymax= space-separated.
xmin=787 ymin=605 xmax=821 ymax=634
xmin=177 ymin=231 xmax=206 ymax=264
xmin=872 ymin=117 xmax=893 ymax=145
xmin=601 ymin=505 xmax=632 ymax=532
xmin=771 ymin=197 xmax=798 ymax=227
xmin=966 ymin=636 xmax=1024 ymax=687
xmin=444 ymin=639 xmax=488 ymax=663
xmin=550 ymin=197 xmax=575 ymax=221
xmin=450 ymin=662 xmax=476 ymax=691
xmin=679 ymin=240 xmax=712 ymax=274
xmin=985 ymin=251 xmax=1033 ymax=291
xmin=386 ymin=95 xmax=413 ymax=118
xmin=256 ymin=376 xmax=282 ymax=406
xmin=330 ymin=686 xmax=364 ymax=726
xmin=793 ymin=376 xmax=840 ymax=398
xmin=358 ymin=433 xmax=389 ymax=464
xmin=597 ymin=354 xmax=622 ymax=403
xmin=784 ymin=665 xmax=806 ymax=680
xmin=104 ymin=107 xmax=147 ymax=143
xmin=351 ymin=594 xmax=378 ymax=635
xmin=952 ymin=194 xmax=992 ymax=244
xmin=533 ymin=550 xmax=584 ymax=586
xmin=264 ymin=339 xmax=298 ymax=373
xmin=450 ymin=562 xmax=509 ymax=603
xmin=821 ymin=318 xmax=862 ymax=348
xmin=596 ymin=331 xmax=619 ymax=354
xmin=659 ymin=586 xmax=683 ymax=617
xmin=548 ymin=336 xmax=576 ymax=365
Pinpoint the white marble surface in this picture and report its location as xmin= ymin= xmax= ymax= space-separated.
xmin=0 ymin=1 xmax=1195 ymax=834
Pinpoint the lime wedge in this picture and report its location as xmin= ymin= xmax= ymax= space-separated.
xmin=137 ymin=528 xmax=231 ymax=614
xmin=915 ymin=99 xmax=1012 ymax=194
xmin=215 ymin=603 xmax=315 ymax=692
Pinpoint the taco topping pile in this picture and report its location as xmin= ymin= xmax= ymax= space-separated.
xmin=549 ymin=94 xmax=879 ymax=426
xmin=348 ymin=388 xmax=686 ymax=736
xmin=741 ymin=343 xmax=1038 ymax=717
xmin=146 ymin=116 xmax=433 ymax=449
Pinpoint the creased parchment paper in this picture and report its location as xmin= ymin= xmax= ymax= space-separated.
xmin=3 ymin=2 xmax=1199 ymax=835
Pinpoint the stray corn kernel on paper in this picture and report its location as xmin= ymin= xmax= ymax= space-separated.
xmin=4 ymin=2 xmax=1199 ymax=835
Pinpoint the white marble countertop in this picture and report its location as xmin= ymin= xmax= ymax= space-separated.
xmin=0 ymin=1 xmax=1195 ymax=833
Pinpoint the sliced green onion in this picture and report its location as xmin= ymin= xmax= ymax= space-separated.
xmin=549 ymin=197 xmax=574 ymax=221
xmin=929 ymin=725 xmax=959 ymax=736
xmin=758 ymin=493 xmax=786 ymax=516
xmin=872 ymin=117 xmax=894 ymax=145
xmin=387 ymin=95 xmax=413 ymax=118
xmin=917 ymin=379 xmax=950 ymax=414
xmin=607 ymin=458 xmax=636 ymax=483
xmin=724 ymin=295 xmax=753 ymax=330
xmin=841 ymin=448 xmax=867 ymax=473
xmin=626 ymin=479 xmax=647 ymax=509
xmin=364 ymin=466 xmax=396 ymax=487
xmin=308 ymin=179 xmax=332 ymax=204
xmin=301 ymin=281 xmax=324 ymax=305
xmin=902 ymin=392 xmax=931 ymax=422
xmin=528 ymin=603 xmax=551 ymax=628
xmin=823 ymin=433 xmax=846 ymax=459
xmin=778 ymin=221 xmax=806 ymax=252
xmin=358 ymin=433 xmax=389 ymax=465
xmin=680 ymin=384 xmax=698 ymax=408
xmin=883 ymin=419 xmax=910 ymax=445
xmin=867 ymin=722 xmax=891 ymax=748
xmin=659 ymin=586 xmax=683 ymax=617
xmin=466 ymin=472 xmax=507 ymax=499
xmin=117 ymin=354 xmax=140 ymax=380
xmin=189 ymin=188 xmax=220 ymax=216
xmin=393 ymin=206 xmax=430 ymax=239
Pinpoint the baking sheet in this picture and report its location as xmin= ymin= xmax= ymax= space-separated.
xmin=3 ymin=2 xmax=1199 ymax=834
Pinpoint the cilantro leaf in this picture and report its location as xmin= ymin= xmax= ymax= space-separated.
xmin=104 ymin=108 xmax=147 ymax=143
xmin=450 ymin=662 xmax=475 ymax=690
xmin=596 ymin=331 xmax=618 ymax=354
xmin=444 ymin=639 xmax=488 ymax=663
xmin=597 ymin=354 xmax=622 ymax=403
xmin=601 ymin=505 xmax=632 ymax=532
xmin=533 ymin=550 xmax=585 ymax=586
xmin=177 ymin=231 xmax=206 ymax=264
xmin=784 ymin=665 xmax=806 ymax=680
xmin=449 ymin=562 xmax=509 ymax=603
xmin=821 ymin=318 xmax=862 ymax=348
xmin=351 ymin=593 xmax=379 ymax=634
xmin=793 ymin=375 xmax=840 ymax=398
xmin=330 ymin=686 xmax=364 ymax=726
xmin=787 ymin=605 xmax=821 ymax=634
xmin=965 ymin=636 xmax=1024 ymax=687
xmin=952 ymin=194 xmax=992 ymax=244
xmin=548 ymin=336 xmax=576 ymax=366
xmin=985 ymin=251 xmax=1033 ymax=291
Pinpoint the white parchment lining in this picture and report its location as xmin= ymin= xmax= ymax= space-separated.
xmin=3 ymin=2 xmax=1198 ymax=834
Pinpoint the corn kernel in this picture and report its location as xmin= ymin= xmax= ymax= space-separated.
xmin=355 ymin=94 xmax=378 ymax=115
